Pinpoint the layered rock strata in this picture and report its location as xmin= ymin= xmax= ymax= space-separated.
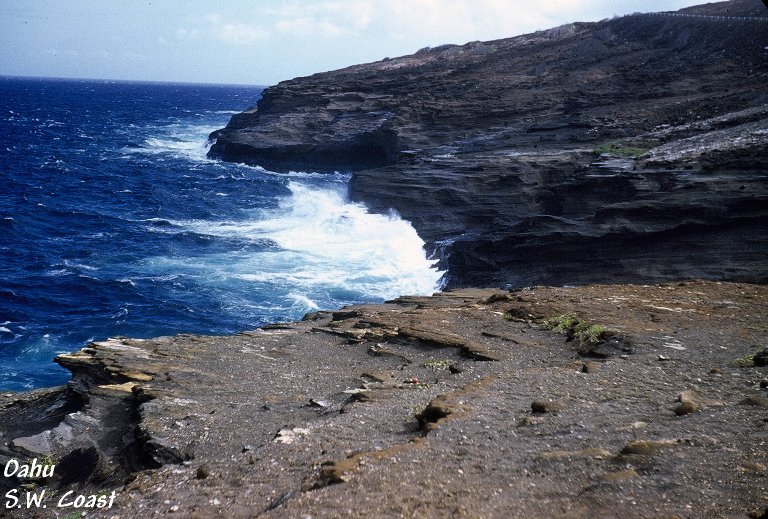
xmin=209 ymin=0 xmax=768 ymax=288
xmin=1 ymin=281 xmax=767 ymax=517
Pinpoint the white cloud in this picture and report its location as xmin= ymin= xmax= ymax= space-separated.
xmin=215 ymin=22 xmax=270 ymax=45
xmin=202 ymin=13 xmax=269 ymax=45
xmin=275 ymin=17 xmax=346 ymax=36
xmin=371 ymin=0 xmax=561 ymax=43
xmin=270 ymin=0 xmax=374 ymax=37
xmin=174 ymin=13 xmax=269 ymax=47
xmin=262 ymin=0 xmax=702 ymax=47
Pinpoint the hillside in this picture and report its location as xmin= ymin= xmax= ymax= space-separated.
xmin=209 ymin=0 xmax=768 ymax=288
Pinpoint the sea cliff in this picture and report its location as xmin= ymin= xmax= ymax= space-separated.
xmin=210 ymin=0 xmax=768 ymax=289
xmin=2 ymin=1 xmax=768 ymax=517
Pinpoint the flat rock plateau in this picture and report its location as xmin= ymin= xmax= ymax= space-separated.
xmin=1 ymin=282 xmax=767 ymax=518
xmin=3 ymin=1 xmax=768 ymax=518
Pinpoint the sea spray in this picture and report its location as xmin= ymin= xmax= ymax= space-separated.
xmin=150 ymin=180 xmax=444 ymax=309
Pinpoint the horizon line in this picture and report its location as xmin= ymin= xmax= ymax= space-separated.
xmin=0 ymin=73 xmax=267 ymax=89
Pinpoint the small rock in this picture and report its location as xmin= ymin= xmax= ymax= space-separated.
xmin=753 ymin=349 xmax=768 ymax=367
xmin=709 ymin=368 xmax=722 ymax=374
xmin=738 ymin=462 xmax=767 ymax=473
xmin=448 ymin=364 xmax=463 ymax=374
xmin=620 ymin=439 xmax=679 ymax=456
xmin=531 ymin=400 xmax=564 ymax=414
xmin=658 ymin=355 xmax=670 ymax=362
xmin=169 ymin=505 xmax=179 ymax=512
xmin=674 ymin=401 xmax=700 ymax=416
xmin=196 ymin=465 xmax=210 ymax=479
xmin=581 ymin=361 xmax=601 ymax=373
xmin=481 ymin=292 xmax=510 ymax=304
xmin=760 ymin=380 xmax=768 ymax=389
xmin=518 ymin=416 xmax=544 ymax=426
xmin=274 ymin=427 xmax=311 ymax=444
xmin=242 ymin=445 xmax=253 ymax=452
xmin=580 ymin=334 xmax=633 ymax=358
xmin=677 ymin=390 xmax=700 ymax=404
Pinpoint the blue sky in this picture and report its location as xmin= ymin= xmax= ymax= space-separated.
xmin=1 ymin=0 xmax=709 ymax=86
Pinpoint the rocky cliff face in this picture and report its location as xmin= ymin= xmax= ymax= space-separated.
xmin=209 ymin=0 xmax=768 ymax=288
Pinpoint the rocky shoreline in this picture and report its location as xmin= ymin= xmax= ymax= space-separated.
xmin=209 ymin=0 xmax=768 ymax=289
xmin=1 ymin=281 xmax=767 ymax=518
xmin=2 ymin=1 xmax=768 ymax=517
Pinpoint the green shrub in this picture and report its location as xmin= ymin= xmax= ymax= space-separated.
xmin=595 ymin=140 xmax=654 ymax=158
xmin=545 ymin=315 xmax=610 ymax=347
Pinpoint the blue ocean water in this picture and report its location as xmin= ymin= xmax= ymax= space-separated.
xmin=0 ymin=77 xmax=443 ymax=391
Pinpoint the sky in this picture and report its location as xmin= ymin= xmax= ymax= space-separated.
xmin=0 ymin=0 xmax=711 ymax=86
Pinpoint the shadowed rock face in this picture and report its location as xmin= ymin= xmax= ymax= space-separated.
xmin=209 ymin=0 xmax=768 ymax=288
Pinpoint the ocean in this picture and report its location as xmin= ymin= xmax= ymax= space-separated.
xmin=0 ymin=77 xmax=443 ymax=391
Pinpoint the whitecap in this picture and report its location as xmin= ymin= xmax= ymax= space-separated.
xmin=111 ymin=307 xmax=129 ymax=318
xmin=64 ymin=260 xmax=98 ymax=271
xmin=44 ymin=268 xmax=70 ymax=277
xmin=0 ymin=327 xmax=11 ymax=334
xmin=287 ymin=293 xmax=320 ymax=311
xmin=124 ymin=121 xmax=224 ymax=163
xmin=143 ymin=180 xmax=444 ymax=304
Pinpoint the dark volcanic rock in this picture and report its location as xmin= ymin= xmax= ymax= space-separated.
xmin=2 ymin=281 xmax=767 ymax=517
xmin=209 ymin=0 xmax=768 ymax=288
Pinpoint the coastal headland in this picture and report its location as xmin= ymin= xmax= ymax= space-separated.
xmin=209 ymin=0 xmax=768 ymax=289
xmin=2 ymin=0 xmax=767 ymax=517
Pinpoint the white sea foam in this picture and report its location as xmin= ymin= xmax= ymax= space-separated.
xmin=125 ymin=122 xmax=219 ymax=162
xmin=140 ymin=181 xmax=443 ymax=310
xmin=137 ymin=135 xmax=211 ymax=161
xmin=288 ymin=292 xmax=321 ymax=311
